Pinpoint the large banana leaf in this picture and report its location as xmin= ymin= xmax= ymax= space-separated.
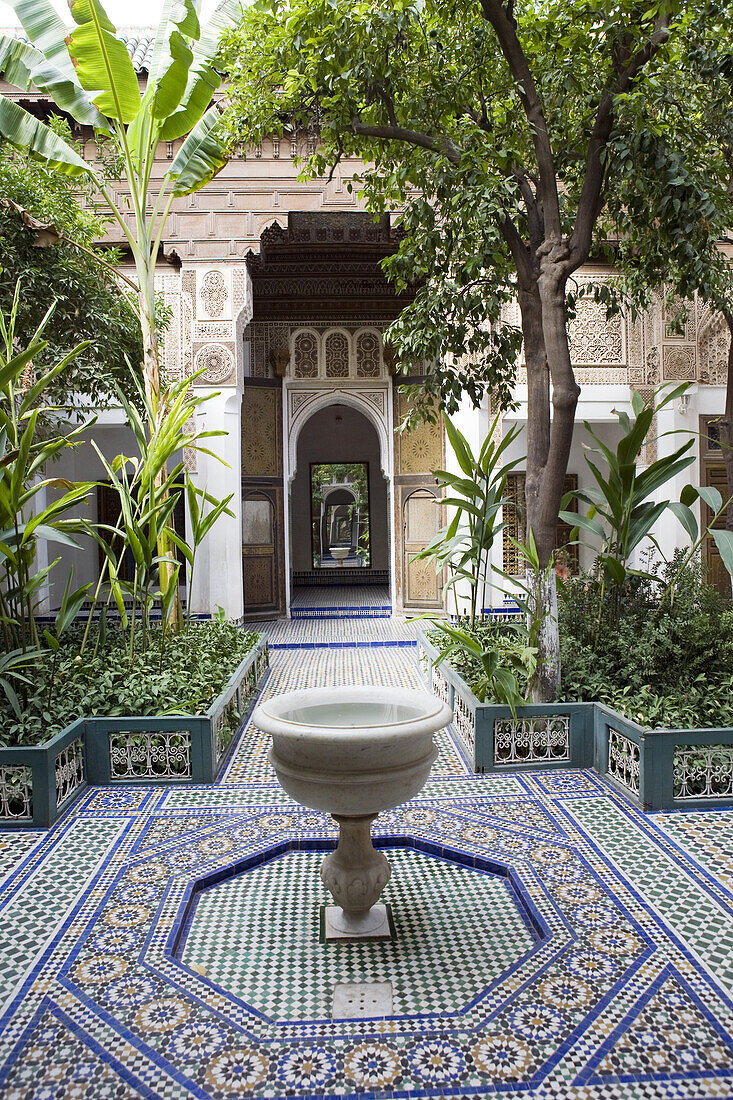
xmin=148 ymin=0 xmax=200 ymax=84
xmin=67 ymin=0 xmax=140 ymax=124
xmin=147 ymin=0 xmax=199 ymax=125
xmin=152 ymin=30 xmax=194 ymax=120
xmin=160 ymin=0 xmax=243 ymax=140
xmin=0 ymin=96 xmax=93 ymax=176
xmin=0 ymin=36 xmax=111 ymax=131
xmin=167 ymin=105 xmax=229 ymax=195
xmin=6 ymin=0 xmax=79 ymax=85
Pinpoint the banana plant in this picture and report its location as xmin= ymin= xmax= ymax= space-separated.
xmin=412 ymin=411 xmax=523 ymax=626
xmin=559 ymin=385 xmax=695 ymax=596
xmin=0 ymin=284 xmax=93 ymax=655
xmin=0 ymin=0 xmax=243 ymax=617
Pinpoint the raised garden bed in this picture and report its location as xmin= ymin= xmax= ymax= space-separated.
xmin=416 ymin=625 xmax=733 ymax=811
xmin=0 ymin=637 xmax=269 ymax=829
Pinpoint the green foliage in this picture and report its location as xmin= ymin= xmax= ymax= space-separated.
xmin=413 ymin=412 xmax=522 ymax=624
xmin=559 ymin=385 xmax=695 ymax=616
xmin=82 ymin=373 xmax=230 ymax=659
xmin=0 ymin=285 xmax=92 ymax=669
xmin=0 ymin=620 xmax=260 ymax=747
xmin=558 ymin=556 xmax=733 ymax=729
xmin=427 ymin=617 xmax=537 ymax=711
xmin=0 ymin=0 xmax=244 ymax=620
xmin=221 ymin=0 xmax=701 ymax=418
xmin=310 ymin=462 xmax=368 ymax=507
xmin=0 ymin=128 xmax=142 ymax=418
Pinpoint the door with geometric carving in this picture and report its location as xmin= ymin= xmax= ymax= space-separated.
xmin=242 ymin=381 xmax=285 ymax=619
xmin=242 ymin=490 xmax=280 ymax=617
xmin=402 ymin=488 xmax=442 ymax=607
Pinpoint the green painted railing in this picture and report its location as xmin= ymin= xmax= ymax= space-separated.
xmin=0 ymin=637 xmax=269 ymax=830
xmin=416 ymin=625 xmax=733 ymax=811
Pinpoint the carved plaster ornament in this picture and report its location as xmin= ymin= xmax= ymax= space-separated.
xmin=200 ymin=270 xmax=228 ymax=318
xmin=269 ymin=347 xmax=291 ymax=377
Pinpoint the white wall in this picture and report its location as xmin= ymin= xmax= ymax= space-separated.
xmin=187 ymin=389 xmax=243 ymax=621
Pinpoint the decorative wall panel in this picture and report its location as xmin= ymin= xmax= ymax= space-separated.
xmin=193 ymin=343 xmax=235 ymax=385
xmin=663 ymin=345 xmax=696 ymax=380
xmin=699 ymin=312 xmax=728 ymax=385
xmin=568 ymin=295 xmax=623 ymax=365
xmin=293 ymin=331 xmax=319 ymax=377
xmin=324 ymin=331 xmax=350 ymax=377
xmin=198 ymin=269 xmax=231 ymax=320
xmin=502 ymin=473 xmax=578 ymax=575
xmin=356 ymin=330 xmax=382 ymax=377
xmin=242 ymin=388 xmax=281 ymax=477
xmin=397 ymin=393 xmax=443 ymax=474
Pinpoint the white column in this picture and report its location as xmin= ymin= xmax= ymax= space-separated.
xmin=188 ymin=389 xmax=243 ymax=621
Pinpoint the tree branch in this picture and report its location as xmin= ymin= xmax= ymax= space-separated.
xmin=479 ymin=0 xmax=561 ymax=238
xmin=569 ymin=13 xmax=671 ymax=265
xmin=351 ymin=119 xmax=463 ymax=164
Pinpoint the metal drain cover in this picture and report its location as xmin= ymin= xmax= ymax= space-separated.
xmin=332 ymin=981 xmax=393 ymax=1019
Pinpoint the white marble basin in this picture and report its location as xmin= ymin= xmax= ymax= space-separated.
xmin=329 ymin=546 xmax=350 ymax=562
xmin=253 ymin=685 xmax=453 ymax=939
xmin=254 ymin=686 xmax=452 ymax=817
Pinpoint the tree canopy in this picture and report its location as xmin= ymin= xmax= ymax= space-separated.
xmin=222 ymin=0 xmax=720 ymax=698
xmin=0 ymin=122 xmax=142 ymax=418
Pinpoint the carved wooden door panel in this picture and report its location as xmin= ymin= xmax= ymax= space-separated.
xmin=402 ymin=488 xmax=442 ymax=607
xmin=703 ymin=463 xmax=730 ymax=596
xmin=242 ymin=491 xmax=280 ymax=616
xmin=242 ymin=381 xmax=285 ymax=619
xmin=699 ymin=417 xmax=731 ymax=598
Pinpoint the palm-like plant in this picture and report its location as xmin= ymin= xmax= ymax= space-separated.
xmin=412 ymin=412 xmax=523 ymax=625
xmin=0 ymin=0 xmax=242 ymax=614
xmin=559 ymin=385 xmax=695 ymax=598
xmin=0 ymin=285 xmax=92 ymax=655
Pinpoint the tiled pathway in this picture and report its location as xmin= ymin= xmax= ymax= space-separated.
xmin=1 ymin=616 xmax=733 ymax=1099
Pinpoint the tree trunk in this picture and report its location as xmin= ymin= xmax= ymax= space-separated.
xmin=530 ymin=566 xmax=559 ymax=703
xmin=719 ymin=315 xmax=733 ymax=600
xmin=515 ymin=266 xmax=580 ymax=702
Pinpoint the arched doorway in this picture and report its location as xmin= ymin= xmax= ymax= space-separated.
xmin=288 ymin=402 xmax=391 ymax=607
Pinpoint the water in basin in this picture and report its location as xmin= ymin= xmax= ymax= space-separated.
xmin=282 ymin=701 xmax=426 ymax=728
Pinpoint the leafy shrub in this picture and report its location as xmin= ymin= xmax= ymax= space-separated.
xmin=557 ymin=557 xmax=733 ymax=729
xmin=0 ymin=621 xmax=260 ymax=748
xmin=427 ymin=617 xmax=534 ymax=703
xmin=432 ymin=558 xmax=733 ymax=730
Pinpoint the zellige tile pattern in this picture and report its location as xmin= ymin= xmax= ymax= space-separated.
xmin=0 ymin=610 xmax=732 ymax=1098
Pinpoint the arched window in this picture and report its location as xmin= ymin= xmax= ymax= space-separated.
xmin=324 ymin=330 xmax=351 ymax=377
xmin=292 ymin=329 xmax=319 ymax=377
xmin=355 ymin=329 xmax=382 ymax=377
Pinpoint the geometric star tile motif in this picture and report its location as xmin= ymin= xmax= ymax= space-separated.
xmin=566 ymin=797 xmax=733 ymax=994
xmin=582 ymin=970 xmax=733 ymax=1085
xmin=180 ymin=848 xmax=538 ymax=1020
xmin=1 ymin=614 xmax=733 ymax=1098
xmin=0 ymin=1004 xmax=140 ymax=1099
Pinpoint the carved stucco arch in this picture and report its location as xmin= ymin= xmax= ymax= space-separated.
xmin=286 ymin=386 xmax=393 ymax=482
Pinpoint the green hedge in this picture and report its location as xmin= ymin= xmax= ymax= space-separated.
xmin=1 ymin=620 xmax=260 ymax=748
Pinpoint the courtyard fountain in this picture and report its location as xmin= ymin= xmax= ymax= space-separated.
xmin=253 ymin=686 xmax=453 ymax=939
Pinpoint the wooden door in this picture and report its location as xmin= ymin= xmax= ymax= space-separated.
xmin=703 ymin=463 xmax=730 ymax=595
xmin=402 ymin=488 xmax=442 ymax=607
xmin=242 ymin=491 xmax=279 ymax=617
xmin=700 ymin=415 xmax=731 ymax=597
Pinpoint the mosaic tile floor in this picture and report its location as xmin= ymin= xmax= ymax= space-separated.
xmin=2 ymin=616 xmax=733 ymax=1099
xmin=291 ymin=585 xmax=391 ymax=611
xmin=246 ymin=615 xmax=415 ymax=646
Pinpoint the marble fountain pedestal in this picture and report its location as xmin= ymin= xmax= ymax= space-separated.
xmin=253 ymin=686 xmax=453 ymax=940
